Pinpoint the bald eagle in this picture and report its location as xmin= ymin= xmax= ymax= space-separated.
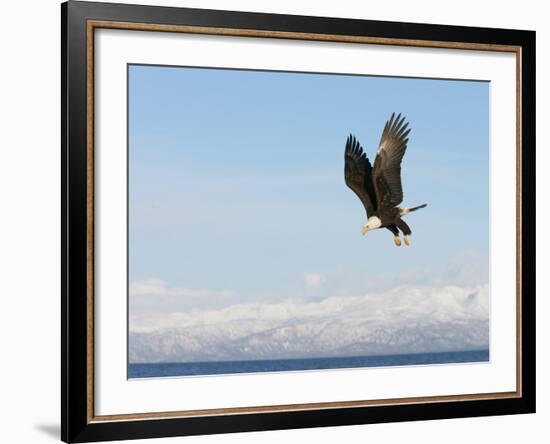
xmin=344 ymin=113 xmax=427 ymax=246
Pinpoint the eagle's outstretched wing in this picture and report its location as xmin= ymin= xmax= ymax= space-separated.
xmin=344 ymin=134 xmax=377 ymax=217
xmin=373 ymin=113 xmax=411 ymax=210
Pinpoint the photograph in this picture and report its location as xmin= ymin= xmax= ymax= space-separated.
xmin=127 ymin=64 xmax=490 ymax=379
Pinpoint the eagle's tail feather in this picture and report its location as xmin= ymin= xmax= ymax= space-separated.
xmin=400 ymin=204 xmax=427 ymax=216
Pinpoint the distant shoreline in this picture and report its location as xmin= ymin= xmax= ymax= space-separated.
xmin=128 ymin=349 xmax=489 ymax=379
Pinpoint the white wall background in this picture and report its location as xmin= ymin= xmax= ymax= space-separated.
xmin=0 ymin=0 xmax=546 ymax=443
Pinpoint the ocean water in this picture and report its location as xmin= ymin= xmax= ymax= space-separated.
xmin=128 ymin=349 xmax=489 ymax=379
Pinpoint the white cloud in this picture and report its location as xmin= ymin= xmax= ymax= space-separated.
xmin=129 ymin=278 xmax=236 ymax=321
xmin=130 ymin=278 xmax=235 ymax=300
xmin=304 ymin=272 xmax=324 ymax=289
xmin=130 ymin=278 xmax=167 ymax=296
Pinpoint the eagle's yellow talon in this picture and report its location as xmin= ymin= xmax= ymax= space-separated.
xmin=394 ymin=236 xmax=401 ymax=247
xmin=404 ymin=235 xmax=410 ymax=246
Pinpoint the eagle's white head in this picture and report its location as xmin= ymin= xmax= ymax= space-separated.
xmin=362 ymin=216 xmax=382 ymax=235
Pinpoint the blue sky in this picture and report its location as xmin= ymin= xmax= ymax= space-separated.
xmin=128 ymin=64 xmax=489 ymax=310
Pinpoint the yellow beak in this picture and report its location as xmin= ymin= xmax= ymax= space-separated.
xmin=362 ymin=226 xmax=369 ymax=235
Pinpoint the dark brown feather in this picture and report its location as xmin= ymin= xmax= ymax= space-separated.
xmin=344 ymin=134 xmax=377 ymax=217
xmin=373 ymin=113 xmax=410 ymax=210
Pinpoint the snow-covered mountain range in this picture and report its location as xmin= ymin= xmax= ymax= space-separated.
xmin=129 ymin=284 xmax=489 ymax=363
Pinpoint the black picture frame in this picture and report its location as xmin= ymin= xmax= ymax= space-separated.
xmin=62 ymin=1 xmax=536 ymax=442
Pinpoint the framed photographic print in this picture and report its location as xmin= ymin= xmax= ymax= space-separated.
xmin=61 ymin=1 xmax=536 ymax=442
